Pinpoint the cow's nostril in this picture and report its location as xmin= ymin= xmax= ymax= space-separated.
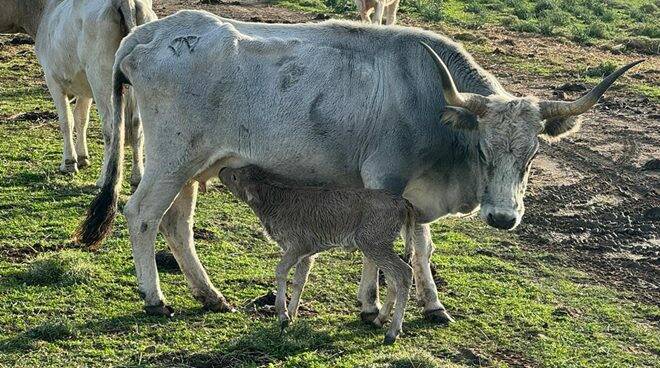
xmin=492 ymin=213 xmax=516 ymax=230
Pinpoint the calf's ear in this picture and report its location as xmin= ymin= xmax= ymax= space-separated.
xmin=540 ymin=116 xmax=583 ymax=141
xmin=440 ymin=106 xmax=479 ymax=130
xmin=244 ymin=184 xmax=262 ymax=205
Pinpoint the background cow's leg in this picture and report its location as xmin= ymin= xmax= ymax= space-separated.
xmin=372 ymin=1 xmax=385 ymax=24
xmin=412 ymin=223 xmax=453 ymax=324
xmin=72 ymin=96 xmax=92 ymax=169
xmin=287 ymin=254 xmax=315 ymax=320
xmin=44 ymin=75 xmax=77 ymax=174
xmin=384 ymin=0 xmax=400 ymax=25
xmin=159 ymin=181 xmax=233 ymax=312
xmin=125 ymin=90 xmax=144 ymax=191
xmin=86 ymin=68 xmax=114 ymax=187
xmin=123 ymin=166 xmax=190 ymax=316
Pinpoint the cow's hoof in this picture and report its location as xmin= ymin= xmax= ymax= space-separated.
xmin=144 ymin=303 xmax=174 ymax=318
xmin=383 ymin=334 xmax=398 ymax=345
xmin=360 ymin=310 xmax=380 ymax=324
xmin=59 ymin=160 xmax=78 ymax=175
xmin=423 ymin=308 xmax=454 ymax=325
xmin=203 ymin=300 xmax=236 ymax=313
xmin=77 ymin=156 xmax=90 ymax=169
xmin=279 ymin=315 xmax=290 ymax=330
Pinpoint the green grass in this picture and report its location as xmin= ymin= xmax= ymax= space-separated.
xmin=277 ymin=0 xmax=659 ymax=47
xmin=0 ymin=39 xmax=659 ymax=368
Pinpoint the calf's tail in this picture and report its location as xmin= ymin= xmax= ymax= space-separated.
xmin=403 ymin=201 xmax=417 ymax=263
xmin=75 ymin=61 xmax=129 ymax=248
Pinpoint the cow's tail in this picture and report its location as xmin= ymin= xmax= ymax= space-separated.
xmin=403 ymin=201 xmax=417 ymax=263
xmin=75 ymin=58 xmax=129 ymax=248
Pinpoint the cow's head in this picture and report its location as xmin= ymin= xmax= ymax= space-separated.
xmin=421 ymin=42 xmax=641 ymax=230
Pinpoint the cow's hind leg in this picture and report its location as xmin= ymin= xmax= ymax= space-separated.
xmin=287 ymin=254 xmax=316 ymax=320
xmin=45 ymin=76 xmax=77 ymax=174
xmin=125 ymin=89 xmax=144 ymax=191
xmin=72 ymin=96 xmax=93 ymax=169
xmin=123 ymin=167 xmax=191 ymax=316
xmin=159 ymin=181 xmax=233 ymax=312
xmin=412 ymin=224 xmax=453 ymax=324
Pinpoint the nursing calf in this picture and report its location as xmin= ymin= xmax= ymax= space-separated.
xmin=219 ymin=166 xmax=414 ymax=344
xmin=0 ymin=0 xmax=156 ymax=186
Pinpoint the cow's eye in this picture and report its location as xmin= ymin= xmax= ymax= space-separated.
xmin=231 ymin=174 xmax=237 ymax=181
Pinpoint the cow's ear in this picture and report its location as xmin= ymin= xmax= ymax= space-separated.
xmin=540 ymin=116 xmax=583 ymax=141
xmin=440 ymin=106 xmax=479 ymax=130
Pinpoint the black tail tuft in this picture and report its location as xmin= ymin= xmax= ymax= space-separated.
xmin=75 ymin=184 xmax=118 ymax=249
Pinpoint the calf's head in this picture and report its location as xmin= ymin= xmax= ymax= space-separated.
xmin=421 ymin=42 xmax=641 ymax=230
xmin=219 ymin=166 xmax=264 ymax=205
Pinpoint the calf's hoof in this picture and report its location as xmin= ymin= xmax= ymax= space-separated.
xmin=77 ymin=156 xmax=90 ymax=169
xmin=360 ymin=310 xmax=380 ymax=324
xmin=144 ymin=303 xmax=175 ymax=318
xmin=372 ymin=315 xmax=389 ymax=328
xmin=383 ymin=334 xmax=398 ymax=345
xmin=423 ymin=308 xmax=454 ymax=325
xmin=59 ymin=160 xmax=78 ymax=175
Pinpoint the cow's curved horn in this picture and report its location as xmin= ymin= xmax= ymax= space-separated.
xmin=420 ymin=42 xmax=487 ymax=114
xmin=539 ymin=60 xmax=644 ymax=120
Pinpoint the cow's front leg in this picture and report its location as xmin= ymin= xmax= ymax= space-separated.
xmin=159 ymin=181 xmax=233 ymax=312
xmin=412 ymin=224 xmax=453 ymax=324
xmin=44 ymin=75 xmax=77 ymax=174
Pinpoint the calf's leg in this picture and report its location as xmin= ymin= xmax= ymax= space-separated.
xmin=72 ymin=96 xmax=93 ymax=169
xmin=357 ymin=257 xmax=382 ymax=322
xmin=287 ymin=254 xmax=316 ymax=320
xmin=362 ymin=243 xmax=413 ymax=344
xmin=275 ymin=246 xmax=305 ymax=329
xmin=45 ymin=75 xmax=77 ymax=174
xmin=159 ymin=181 xmax=233 ymax=312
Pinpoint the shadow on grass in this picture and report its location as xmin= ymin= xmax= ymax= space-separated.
xmin=141 ymin=321 xmax=337 ymax=367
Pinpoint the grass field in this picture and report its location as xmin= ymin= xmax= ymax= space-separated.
xmin=278 ymin=0 xmax=659 ymax=51
xmin=0 ymin=3 xmax=659 ymax=367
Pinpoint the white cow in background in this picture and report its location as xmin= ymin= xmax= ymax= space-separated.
xmin=0 ymin=0 xmax=156 ymax=187
xmin=355 ymin=0 xmax=401 ymax=25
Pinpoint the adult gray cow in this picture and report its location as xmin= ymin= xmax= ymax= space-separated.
xmin=0 ymin=0 xmax=156 ymax=186
xmin=77 ymin=10 xmax=641 ymax=321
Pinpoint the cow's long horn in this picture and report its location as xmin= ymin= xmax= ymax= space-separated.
xmin=539 ymin=60 xmax=644 ymax=120
xmin=420 ymin=42 xmax=487 ymax=114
